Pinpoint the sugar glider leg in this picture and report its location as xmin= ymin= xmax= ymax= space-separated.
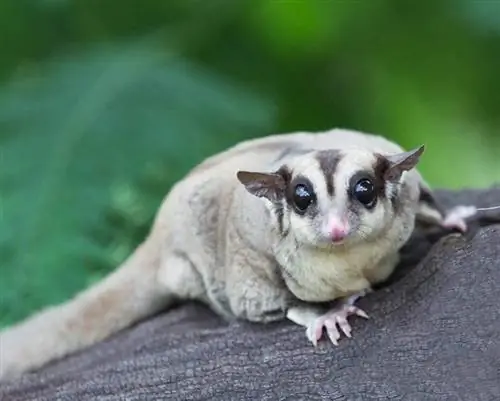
xmin=0 ymin=234 xmax=195 ymax=381
xmin=286 ymin=291 xmax=370 ymax=347
xmin=224 ymin=246 xmax=290 ymax=323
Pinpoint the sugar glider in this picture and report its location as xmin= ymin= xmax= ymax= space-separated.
xmin=0 ymin=128 xmax=478 ymax=380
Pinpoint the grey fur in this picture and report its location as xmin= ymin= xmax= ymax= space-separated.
xmin=315 ymin=149 xmax=342 ymax=196
xmin=0 ymin=128 xmax=466 ymax=380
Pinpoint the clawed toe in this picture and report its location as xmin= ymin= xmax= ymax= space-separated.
xmin=324 ymin=319 xmax=342 ymax=345
xmin=306 ymin=305 xmax=369 ymax=347
xmin=347 ymin=305 xmax=369 ymax=319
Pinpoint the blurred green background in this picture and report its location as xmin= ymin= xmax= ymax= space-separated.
xmin=1 ymin=0 xmax=500 ymax=327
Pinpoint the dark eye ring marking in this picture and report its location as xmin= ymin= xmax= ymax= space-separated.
xmin=350 ymin=173 xmax=377 ymax=209
xmin=290 ymin=177 xmax=316 ymax=215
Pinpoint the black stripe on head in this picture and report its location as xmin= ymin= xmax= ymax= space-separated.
xmin=315 ymin=150 xmax=342 ymax=196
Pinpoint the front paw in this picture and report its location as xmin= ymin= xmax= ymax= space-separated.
xmin=442 ymin=205 xmax=477 ymax=233
xmin=306 ymin=304 xmax=369 ymax=346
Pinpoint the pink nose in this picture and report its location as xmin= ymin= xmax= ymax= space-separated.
xmin=330 ymin=224 xmax=348 ymax=242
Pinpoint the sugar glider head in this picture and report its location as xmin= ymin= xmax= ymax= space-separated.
xmin=236 ymin=145 xmax=425 ymax=249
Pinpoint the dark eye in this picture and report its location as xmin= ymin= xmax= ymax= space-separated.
xmin=292 ymin=183 xmax=315 ymax=213
xmin=353 ymin=178 xmax=376 ymax=208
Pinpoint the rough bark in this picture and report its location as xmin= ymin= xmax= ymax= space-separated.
xmin=1 ymin=187 xmax=499 ymax=401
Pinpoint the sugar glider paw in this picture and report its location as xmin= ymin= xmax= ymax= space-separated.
xmin=442 ymin=205 xmax=477 ymax=233
xmin=306 ymin=304 xmax=369 ymax=347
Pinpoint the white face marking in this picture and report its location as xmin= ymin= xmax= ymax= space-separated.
xmin=280 ymin=148 xmax=399 ymax=248
xmin=286 ymin=157 xmax=328 ymax=243
xmin=332 ymin=150 xmax=388 ymax=241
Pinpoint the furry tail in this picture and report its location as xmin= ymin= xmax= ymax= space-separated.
xmin=0 ymin=234 xmax=170 ymax=381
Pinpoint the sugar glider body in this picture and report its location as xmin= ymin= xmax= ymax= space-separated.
xmin=0 ymin=128 xmax=462 ymax=380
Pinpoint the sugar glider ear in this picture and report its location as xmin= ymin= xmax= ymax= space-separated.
xmin=383 ymin=145 xmax=425 ymax=182
xmin=236 ymin=168 xmax=288 ymax=203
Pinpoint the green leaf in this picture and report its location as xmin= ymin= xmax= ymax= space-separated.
xmin=0 ymin=39 xmax=276 ymax=325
